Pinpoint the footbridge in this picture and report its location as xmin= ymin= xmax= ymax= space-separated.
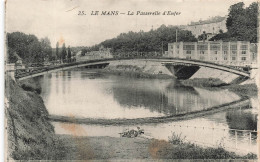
xmin=13 ymin=57 xmax=251 ymax=80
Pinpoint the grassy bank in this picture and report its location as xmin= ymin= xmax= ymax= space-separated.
xmin=18 ymin=77 xmax=42 ymax=94
xmin=6 ymin=76 xmax=68 ymax=160
xmin=225 ymin=83 xmax=258 ymax=97
xmin=181 ymin=78 xmax=228 ymax=87
xmin=56 ymin=135 xmax=256 ymax=160
xmin=181 ymin=78 xmax=258 ymax=97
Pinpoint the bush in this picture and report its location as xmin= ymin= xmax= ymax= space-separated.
xmin=168 ymin=132 xmax=186 ymax=145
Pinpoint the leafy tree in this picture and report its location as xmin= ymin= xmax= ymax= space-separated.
xmin=7 ymin=47 xmax=18 ymax=63
xmin=7 ymin=32 xmax=52 ymax=64
xmin=67 ymin=46 xmax=71 ymax=62
xmin=87 ymin=25 xmax=197 ymax=55
xmin=56 ymin=42 xmax=59 ymax=61
xmin=40 ymin=37 xmax=52 ymax=62
xmin=61 ymin=43 xmax=67 ymax=63
xmin=213 ymin=2 xmax=258 ymax=43
xmin=198 ymin=31 xmax=207 ymax=42
xmin=81 ymin=48 xmax=87 ymax=56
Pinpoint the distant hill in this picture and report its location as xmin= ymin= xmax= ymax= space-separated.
xmin=85 ymin=25 xmax=197 ymax=54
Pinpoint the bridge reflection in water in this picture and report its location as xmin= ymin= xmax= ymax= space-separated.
xmin=111 ymin=78 xmax=241 ymax=116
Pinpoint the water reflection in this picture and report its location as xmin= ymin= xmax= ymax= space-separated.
xmin=111 ymin=78 xmax=240 ymax=115
xmin=37 ymin=70 xmax=258 ymax=154
xmin=40 ymin=70 xmax=242 ymax=119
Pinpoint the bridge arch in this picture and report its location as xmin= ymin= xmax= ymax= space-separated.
xmin=14 ymin=58 xmax=251 ymax=80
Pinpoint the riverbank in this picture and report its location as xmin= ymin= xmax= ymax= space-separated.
xmin=181 ymin=78 xmax=258 ymax=97
xmin=18 ymin=76 xmax=42 ymax=94
xmin=5 ymin=76 xmax=257 ymax=160
xmin=98 ymin=67 xmax=173 ymax=79
xmin=57 ymin=135 xmax=256 ymax=160
xmin=90 ymin=59 xmax=174 ymax=79
xmin=5 ymin=76 xmax=67 ymax=160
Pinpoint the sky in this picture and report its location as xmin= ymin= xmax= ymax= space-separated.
xmin=5 ymin=0 xmax=256 ymax=47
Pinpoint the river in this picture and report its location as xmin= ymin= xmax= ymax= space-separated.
xmin=38 ymin=70 xmax=258 ymax=155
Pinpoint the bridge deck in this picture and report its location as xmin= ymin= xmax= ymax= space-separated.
xmin=14 ymin=57 xmax=251 ymax=80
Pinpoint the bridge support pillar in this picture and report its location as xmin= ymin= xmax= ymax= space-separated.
xmin=164 ymin=64 xmax=200 ymax=80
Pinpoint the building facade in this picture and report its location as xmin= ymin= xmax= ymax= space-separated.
xmin=181 ymin=16 xmax=227 ymax=38
xmin=76 ymin=45 xmax=113 ymax=62
xmin=164 ymin=41 xmax=257 ymax=67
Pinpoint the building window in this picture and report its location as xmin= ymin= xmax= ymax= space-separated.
xmin=231 ymin=45 xmax=237 ymax=50
xmin=186 ymin=51 xmax=191 ymax=54
xmin=232 ymin=57 xmax=236 ymax=60
xmin=214 ymin=51 xmax=218 ymax=54
xmin=184 ymin=45 xmax=195 ymax=50
xmin=242 ymin=57 xmax=246 ymax=61
xmin=177 ymin=45 xmax=179 ymax=49
xmin=232 ymin=51 xmax=237 ymax=55
xmin=241 ymin=45 xmax=248 ymax=50
xmin=223 ymin=51 xmax=227 ymax=54
xmin=224 ymin=57 xmax=228 ymax=60
xmin=171 ymin=45 xmax=173 ymax=49
xmin=242 ymin=51 xmax=246 ymax=54
xmin=200 ymin=51 xmax=204 ymax=54
xmin=186 ymin=56 xmax=191 ymax=59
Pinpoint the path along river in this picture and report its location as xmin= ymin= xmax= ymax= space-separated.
xmin=38 ymin=70 xmax=258 ymax=155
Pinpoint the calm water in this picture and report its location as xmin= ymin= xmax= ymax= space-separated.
xmin=39 ymin=70 xmax=258 ymax=154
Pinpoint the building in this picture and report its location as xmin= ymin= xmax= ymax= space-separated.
xmin=181 ymin=16 xmax=227 ymax=38
xmin=164 ymin=41 xmax=257 ymax=67
xmin=76 ymin=45 xmax=113 ymax=61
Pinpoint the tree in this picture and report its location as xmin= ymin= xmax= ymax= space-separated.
xmin=40 ymin=37 xmax=52 ymax=62
xmin=7 ymin=32 xmax=53 ymax=64
xmin=226 ymin=2 xmax=245 ymax=33
xmin=7 ymin=47 xmax=18 ymax=63
xmin=67 ymin=46 xmax=72 ymax=62
xmin=94 ymin=25 xmax=197 ymax=55
xmin=198 ymin=31 xmax=207 ymax=42
xmin=29 ymin=40 xmax=44 ymax=63
xmin=209 ymin=2 xmax=258 ymax=43
xmin=61 ymin=43 xmax=67 ymax=63
xmin=56 ymin=42 xmax=59 ymax=62
xmin=225 ymin=2 xmax=258 ymax=42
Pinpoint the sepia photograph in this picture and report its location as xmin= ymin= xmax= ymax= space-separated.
xmin=4 ymin=0 xmax=259 ymax=161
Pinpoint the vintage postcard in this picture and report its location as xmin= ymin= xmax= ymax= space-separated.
xmin=4 ymin=0 xmax=259 ymax=161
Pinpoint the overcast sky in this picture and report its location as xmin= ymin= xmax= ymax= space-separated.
xmin=5 ymin=0 xmax=256 ymax=47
